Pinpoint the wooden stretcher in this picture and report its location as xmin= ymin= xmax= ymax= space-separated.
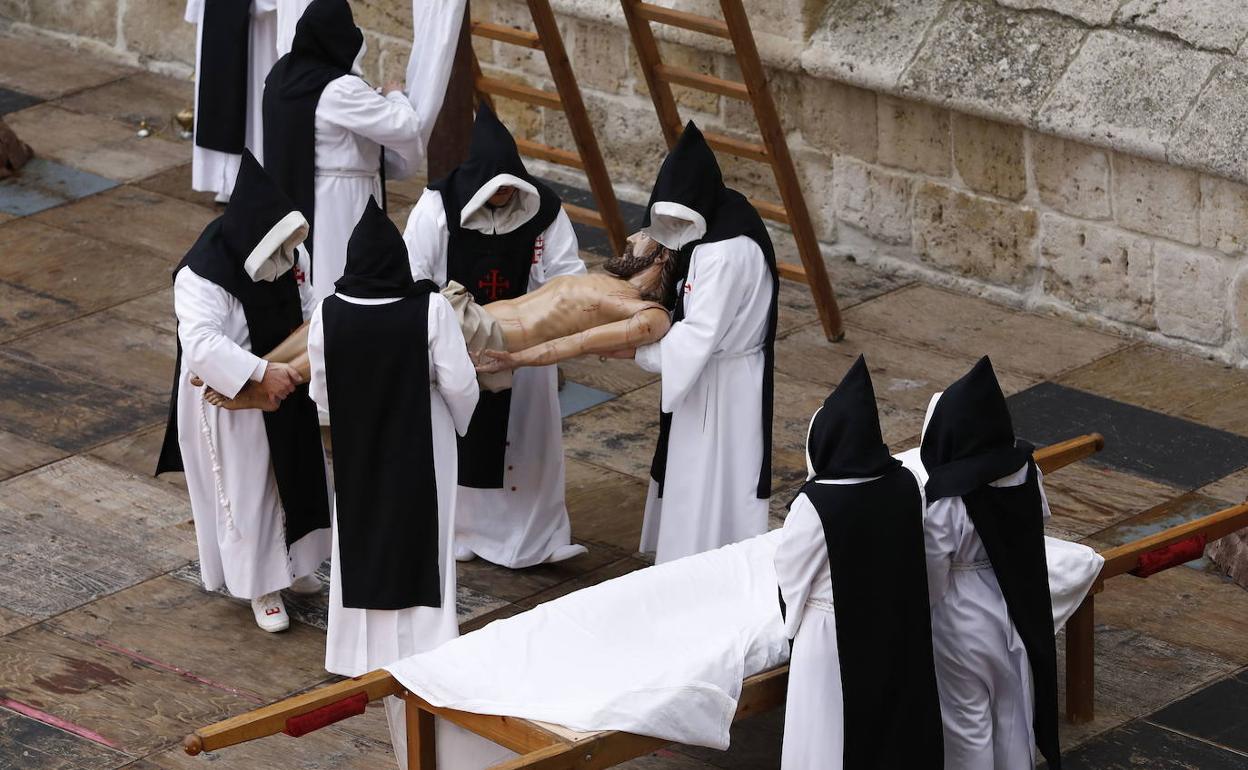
xmin=183 ymin=433 xmax=1247 ymax=767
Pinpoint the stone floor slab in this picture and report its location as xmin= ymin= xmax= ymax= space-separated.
xmin=0 ymin=220 xmax=170 ymax=314
xmin=32 ymin=186 xmax=215 ymax=263
xmin=0 ymin=36 xmax=128 ymax=99
xmin=0 ymin=624 xmax=252 ymax=757
xmin=0 ymin=605 xmax=35 ymax=637
xmin=1062 ymin=718 xmax=1247 ymax=769
xmin=1149 ymin=668 xmax=1248 ymax=754
xmin=1179 ymin=382 xmax=1248 ymax=437
xmin=0 ymin=280 xmax=81 ymax=345
xmin=1039 ymin=30 xmax=1220 ymax=158
xmin=131 ymin=723 xmax=395 ymax=769
xmin=1088 ymin=491 xmax=1234 ymax=550
xmin=56 ymin=72 xmax=193 ymax=133
xmin=133 ymin=164 xmax=219 ymax=210
xmin=559 ymin=354 xmax=659 ymax=396
xmin=900 ymin=0 xmax=1088 ymax=123
xmin=455 ymin=541 xmax=625 ymax=605
xmin=5 ymin=104 xmax=186 ymax=182
xmin=565 ymin=458 xmax=649 ymax=554
xmin=0 ymin=158 xmax=118 ymax=217
xmin=107 ymin=289 xmax=176 ymax=335
xmin=47 ymin=575 xmax=333 ymax=703
xmin=87 ymin=426 xmax=182 ymax=490
xmin=0 ymin=429 xmax=65 ymax=483
xmin=0 ymin=705 xmax=133 ymax=770
xmin=6 ymin=309 xmax=176 ymax=400
xmin=563 ymin=382 xmax=662 ymax=480
xmin=0 ymin=353 xmax=164 ymax=452
xmin=1201 ymin=466 xmax=1248 ymax=502
xmin=1059 ymin=342 xmax=1246 ymax=416
xmin=0 ymin=85 xmax=42 ymax=116
xmin=1042 ymin=462 xmax=1184 ymax=538
xmin=1097 ymin=566 xmax=1248 ymax=666
xmin=1007 ymin=382 xmax=1248 ymax=489
xmin=558 ymin=381 xmax=617 ymax=418
xmin=845 ymin=285 xmax=1127 ymax=379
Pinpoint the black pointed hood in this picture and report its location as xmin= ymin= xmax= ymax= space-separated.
xmin=221 ymin=149 xmax=308 ymax=279
xmin=921 ymin=356 xmax=1033 ymax=500
xmin=806 ymin=355 xmax=901 ymax=480
xmin=642 ymin=121 xmax=725 ymax=243
xmin=289 ymin=0 xmax=364 ymax=80
xmin=335 ymin=197 xmax=432 ymax=298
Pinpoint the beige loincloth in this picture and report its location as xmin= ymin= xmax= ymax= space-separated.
xmin=441 ymin=281 xmax=512 ymax=393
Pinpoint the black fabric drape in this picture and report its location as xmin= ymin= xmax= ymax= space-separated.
xmin=323 ymin=291 xmax=442 ymax=609
xmin=262 ymin=0 xmax=361 ymax=275
xmin=802 ymin=471 xmax=943 ymax=769
xmin=647 ymin=123 xmax=777 ymax=500
xmin=195 ymin=0 xmax=253 ymax=153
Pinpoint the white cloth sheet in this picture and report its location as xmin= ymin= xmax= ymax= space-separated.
xmin=186 ymin=0 xmax=278 ymax=202
xmin=635 ymin=235 xmax=773 ymax=564
xmin=173 ymin=255 xmax=330 ymax=600
xmin=402 ymin=190 xmax=587 ymax=568
xmin=387 ymin=530 xmax=791 ymax=752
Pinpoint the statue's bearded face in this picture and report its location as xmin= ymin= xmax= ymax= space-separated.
xmin=605 ymin=233 xmax=680 ymax=308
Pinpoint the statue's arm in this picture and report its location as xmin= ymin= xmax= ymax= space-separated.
xmin=480 ymin=307 xmax=670 ymax=372
xmin=261 ymin=322 xmax=311 ymax=382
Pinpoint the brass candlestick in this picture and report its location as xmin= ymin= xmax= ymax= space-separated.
xmin=175 ymin=107 xmax=194 ymax=140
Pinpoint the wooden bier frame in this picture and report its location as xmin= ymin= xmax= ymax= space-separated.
xmin=620 ymin=0 xmax=846 ymax=342
xmin=187 ymin=433 xmax=1161 ymax=768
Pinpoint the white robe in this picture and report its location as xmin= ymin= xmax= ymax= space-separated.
xmin=186 ymin=0 xmax=278 ymax=202
xmin=309 ymin=291 xmax=480 ymax=770
xmin=274 ymin=0 xmax=310 ymax=56
xmin=635 ymin=235 xmax=773 ymax=564
xmin=402 ymin=191 xmax=586 ymax=568
xmin=173 ymin=257 xmax=330 ymax=600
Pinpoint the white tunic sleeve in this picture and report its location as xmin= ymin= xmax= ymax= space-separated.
xmin=774 ymin=494 xmax=830 ymax=640
xmin=296 ymin=248 xmax=317 ymax=319
xmin=641 ymin=240 xmax=755 ymax=413
xmin=922 ymin=498 xmax=958 ymax=606
xmin=319 ymin=77 xmax=425 ymax=177
xmin=253 ymin=0 xmax=277 ymax=15
xmin=428 ymin=294 xmax=479 ymax=435
xmin=403 ymin=190 xmax=450 ymax=284
xmin=175 ymin=269 xmax=266 ymax=400
xmin=405 ymin=0 xmax=468 ymax=148
xmin=307 ymin=301 xmax=328 ymax=413
xmin=532 ymin=209 xmax=585 ymax=287
xmin=185 ymin=0 xmax=202 ymax=24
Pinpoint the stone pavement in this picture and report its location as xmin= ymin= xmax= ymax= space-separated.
xmin=1 ymin=33 xmax=1247 ymax=770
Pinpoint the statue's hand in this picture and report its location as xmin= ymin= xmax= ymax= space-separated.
xmin=475 ymin=349 xmax=517 ymax=374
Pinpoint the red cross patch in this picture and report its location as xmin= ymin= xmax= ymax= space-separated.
xmin=532 ymin=235 xmax=544 ymax=265
xmin=478 ymin=268 xmax=511 ymax=301
xmin=293 ymin=265 xmax=307 ymax=285
xmin=683 ymin=282 xmax=693 ymax=295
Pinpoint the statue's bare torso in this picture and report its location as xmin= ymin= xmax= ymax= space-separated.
xmin=486 ymin=273 xmax=667 ymax=352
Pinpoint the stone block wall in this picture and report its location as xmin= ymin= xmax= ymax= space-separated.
xmin=6 ymin=0 xmax=1248 ymax=366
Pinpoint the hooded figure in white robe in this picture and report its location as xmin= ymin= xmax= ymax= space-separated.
xmin=634 ymin=122 xmax=778 ymax=564
xmin=262 ymin=0 xmax=458 ymax=303
xmin=308 ymin=198 xmax=478 ymax=769
xmin=403 ymin=104 xmax=587 ymax=568
xmin=186 ymin=0 xmax=278 ymax=202
xmin=275 ymin=0 xmax=310 ymax=56
xmin=774 ymin=356 xmax=943 ymax=770
xmin=156 ymin=150 xmax=331 ymax=624
xmin=916 ymin=357 xmax=1064 ymax=770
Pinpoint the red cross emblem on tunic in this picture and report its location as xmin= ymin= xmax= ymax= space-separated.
xmin=293 ymin=265 xmax=307 ymax=285
xmin=532 ymin=235 xmax=544 ymax=265
xmin=478 ymin=268 xmax=511 ymax=301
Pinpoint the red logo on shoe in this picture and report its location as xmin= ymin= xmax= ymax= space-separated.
xmin=265 ymin=607 xmax=282 ymax=616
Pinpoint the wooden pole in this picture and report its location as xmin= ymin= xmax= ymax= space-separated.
xmin=1065 ymin=594 xmax=1095 ymax=724
xmin=406 ymin=693 xmax=438 ymax=770
xmin=428 ymin=2 xmax=474 ymax=181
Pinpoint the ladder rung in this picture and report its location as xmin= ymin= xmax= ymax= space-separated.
xmin=515 ymin=137 xmax=584 ymax=170
xmin=634 ymin=2 xmax=731 ymax=38
xmin=703 ymin=131 xmax=768 ymax=163
xmin=749 ymin=198 xmax=788 ymax=224
xmin=476 ymin=76 xmax=563 ymax=110
xmin=563 ymin=202 xmax=605 ymax=228
xmin=655 ymin=64 xmax=749 ymax=100
xmin=470 ymin=20 xmax=542 ymax=49
xmin=777 ymin=261 xmax=807 ymax=283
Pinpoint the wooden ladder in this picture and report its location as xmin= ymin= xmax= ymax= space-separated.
xmin=621 ymin=0 xmax=845 ymax=341
xmin=470 ymin=0 xmax=628 ymax=256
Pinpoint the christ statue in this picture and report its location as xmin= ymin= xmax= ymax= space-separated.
xmin=199 ymin=232 xmax=678 ymax=410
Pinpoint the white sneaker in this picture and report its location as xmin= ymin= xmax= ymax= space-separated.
xmin=288 ymin=574 xmax=323 ymax=595
xmin=544 ymin=544 xmax=588 ymax=564
xmin=251 ymin=592 xmax=290 ymax=633
xmin=454 ymin=544 xmax=475 ymax=562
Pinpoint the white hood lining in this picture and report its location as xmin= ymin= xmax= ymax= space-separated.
xmin=244 ymin=211 xmax=309 ymax=282
xmin=460 ymin=173 xmax=541 ymax=235
xmin=642 ymin=201 xmax=707 ymax=250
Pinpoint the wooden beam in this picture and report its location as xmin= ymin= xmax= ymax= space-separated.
xmin=1064 ymin=595 xmax=1095 ymax=725
xmin=428 ymin=3 xmax=474 ymax=180
xmin=620 ymin=0 xmax=684 ymax=147
xmin=633 ymin=2 xmax=731 ymax=38
xmin=749 ymin=197 xmax=787 ymax=224
xmin=183 ymin=671 xmax=403 ymax=755
xmin=1099 ymin=501 xmax=1248 ymax=580
xmin=777 ymin=261 xmax=806 ymax=283
xmin=407 ymin=694 xmax=438 ymax=770
xmin=516 ymin=137 xmax=585 ymax=169
xmin=1035 ymin=433 xmax=1105 ymax=476
xmin=563 ymin=202 xmax=605 ymax=228
xmin=471 ymin=20 xmax=542 ymax=48
xmin=655 ymin=64 xmax=749 ymax=100
xmin=702 ymin=130 xmax=769 ymax=163
xmin=476 ymin=75 xmax=563 ymax=110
